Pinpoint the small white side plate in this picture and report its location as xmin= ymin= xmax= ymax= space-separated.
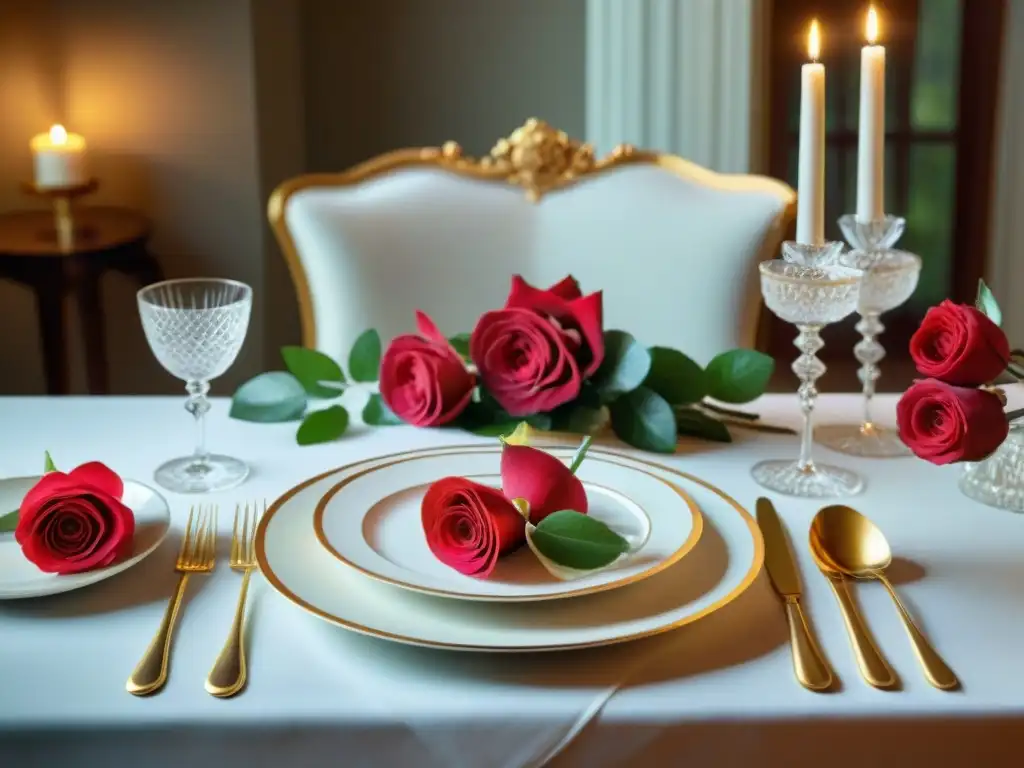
xmin=0 ymin=476 xmax=171 ymax=600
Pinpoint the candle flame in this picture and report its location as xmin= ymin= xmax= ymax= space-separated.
xmin=49 ymin=124 xmax=68 ymax=145
xmin=808 ymin=19 xmax=821 ymax=61
xmin=866 ymin=6 xmax=879 ymax=44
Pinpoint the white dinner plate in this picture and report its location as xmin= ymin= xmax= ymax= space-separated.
xmin=313 ymin=449 xmax=702 ymax=602
xmin=257 ymin=445 xmax=764 ymax=652
xmin=0 ymin=476 xmax=171 ymax=600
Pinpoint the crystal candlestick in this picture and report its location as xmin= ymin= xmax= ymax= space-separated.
xmin=752 ymin=250 xmax=865 ymax=498
xmin=816 ymin=216 xmax=921 ymax=458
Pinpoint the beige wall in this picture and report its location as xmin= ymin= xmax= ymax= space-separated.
xmin=302 ymin=0 xmax=587 ymax=169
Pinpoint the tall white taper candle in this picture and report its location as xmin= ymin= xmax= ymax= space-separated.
xmin=796 ymin=20 xmax=825 ymax=245
xmin=856 ymin=6 xmax=885 ymax=222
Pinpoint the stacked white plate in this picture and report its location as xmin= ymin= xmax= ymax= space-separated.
xmin=256 ymin=444 xmax=764 ymax=652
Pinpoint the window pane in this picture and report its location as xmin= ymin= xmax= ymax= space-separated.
xmin=903 ymin=144 xmax=956 ymax=309
xmin=911 ymin=0 xmax=961 ymax=130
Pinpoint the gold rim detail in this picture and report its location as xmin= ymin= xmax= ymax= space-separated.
xmin=254 ymin=444 xmax=765 ymax=652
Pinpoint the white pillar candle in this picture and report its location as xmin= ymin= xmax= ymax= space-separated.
xmin=856 ymin=6 xmax=885 ymax=222
xmin=30 ymin=125 xmax=88 ymax=189
xmin=796 ymin=20 xmax=825 ymax=246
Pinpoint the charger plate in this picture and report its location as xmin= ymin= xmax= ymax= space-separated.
xmin=313 ymin=449 xmax=702 ymax=602
xmin=256 ymin=445 xmax=764 ymax=652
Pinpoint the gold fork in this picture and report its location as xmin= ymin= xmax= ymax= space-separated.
xmin=205 ymin=501 xmax=263 ymax=697
xmin=127 ymin=505 xmax=217 ymax=696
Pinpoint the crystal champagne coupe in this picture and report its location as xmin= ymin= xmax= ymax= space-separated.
xmin=815 ymin=246 xmax=921 ymax=457
xmin=138 ymin=278 xmax=252 ymax=493
xmin=753 ymin=258 xmax=864 ymax=497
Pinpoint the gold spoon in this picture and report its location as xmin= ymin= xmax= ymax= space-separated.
xmin=813 ymin=505 xmax=958 ymax=690
xmin=809 ymin=512 xmax=897 ymax=689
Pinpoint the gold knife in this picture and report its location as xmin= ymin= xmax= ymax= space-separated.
xmin=756 ymin=497 xmax=834 ymax=691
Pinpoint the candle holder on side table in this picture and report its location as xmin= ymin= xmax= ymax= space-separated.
xmin=20 ymin=178 xmax=99 ymax=252
xmin=815 ymin=215 xmax=921 ymax=458
xmin=753 ymin=242 xmax=866 ymax=498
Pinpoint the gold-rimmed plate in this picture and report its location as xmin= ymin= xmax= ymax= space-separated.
xmin=312 ymin=448 xmax=702 ymax=602
xmin=256 ymin=445 xmax=764 ymax=652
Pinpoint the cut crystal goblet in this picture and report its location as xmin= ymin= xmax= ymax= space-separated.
xmin=138 ymin=278 xmax=252 ymax=494
xmin=752 ymin=256 xmax=865 ymax=497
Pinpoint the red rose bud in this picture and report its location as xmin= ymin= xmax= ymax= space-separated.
xmin=380 ymin=311 xmax=475 ymax=427
xmin=500 ymin=443 xmax=588 ymax=524
xmin=909 ymin=300 xmax=1010 ymax=386
xmin=421 ymin=477 xmax=525 ymax=578
xmin=896 ymin=379 xmax=1008 ymax=465
xmin=15 ymin=461 xmax=135 ymax=574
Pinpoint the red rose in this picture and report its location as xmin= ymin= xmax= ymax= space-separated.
xmin=380 ymin=311 xmax=475 ymax=427
xmin=15 ymin=462 xmax=135 ymax=574
xmin=896 ymin=379 xmax=1008 ymax=465
xmin=470 ymin=276 xmax=603 ymax=416
xmin=500 ymin=443 xmax=588 ymax=524
xmin=909 ymin=300 xmax=1010 ymax=386
xmin=421 ymin=477 xmax=525 ymax=578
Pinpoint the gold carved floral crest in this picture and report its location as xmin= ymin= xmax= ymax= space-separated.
xmin=434 ymin=118 xmax=637 ymax=202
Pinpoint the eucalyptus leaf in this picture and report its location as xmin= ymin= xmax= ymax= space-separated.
xmin=528 ymin=510 xmax=629 ymax=570
xmin=43 ymin=450 xmax=57 ymax=473
xmin=362 ymin=393 xmax=403 ymax=425
xmin=608 ymin=386 xmax=677 ymax=453
xmin=591 ymin=330 xmax=652 ymax=401
xmin=230 ymin=372 xmax=307 ymax=423
xmin=448 ymin=333 xmax=472 ymax=362
xmin=281 ymin=346 xmax=345 ymax=397
xmin=704 ymin=349 xmax=774 ymax=404
xmin=296 ymin=405 xmax=349 ymax=445
xmin=675 ymin=407 xmax=733 ymax=443
xmin=349 ymin=329 xmax=382 ymax=383
xmin=976 ymin=279 xmax=1003 ymax=326
xmin=554 ymin=403 xmax=607 ymax=435
xmin=0 ymin=509 xmax=18 ymax=534
xmin=644 ymin=347 xmax=706 ymax=404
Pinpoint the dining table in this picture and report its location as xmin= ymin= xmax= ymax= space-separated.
xmin=1 ymin=392 xmax=1022 ymax=767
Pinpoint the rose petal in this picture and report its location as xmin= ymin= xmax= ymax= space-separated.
xmin=500 ymin=444 xmax=588 ymax=524
xmin=69 ymin=461 xmax=125 ymax=500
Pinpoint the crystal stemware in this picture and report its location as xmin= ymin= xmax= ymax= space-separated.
xmin=815 ymin=247 xmax=921 ymax=457
xmin=753 ymin=257 xmax=865 ymax=497
xmin=138 ymin=278 xmax=252 ymax=493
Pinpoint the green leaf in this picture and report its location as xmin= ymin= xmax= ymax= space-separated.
xmin=977 ymin=279 xmax=1003 ymax=326
xmin=471 ymin=421 xmax=522 ymax=438
xmin=230 ymin=372 xmax=307 ymax=423
xmin=704 ymin=349 xmax=774 ymax=404
xmin=296 ymin=405 xmax=349 ymax=445
xmin=554 ymin=403 xmax=606 ymax=435
xmin=43 ymin=450 xmax=57 ymax=473
xmin=608 ymin=386 xmax=677 ymax=453
xmin=568 ymin=435 xmax=593 ymax=474
xmin=349 ymin=329 xmax=382 ymax=383
xmin=675 ymin=407 xmax=733 ymax=443
xmin=448 ymin=333 xmax=472 ymax=361
xmin=281 ymin=346 xmax=345 ymax=398
xmin=362 ymin=393 xmax=403 ymax=425
xmin=644 ymin=347 xmax=706 ymax=404
xmin=529 ymin=510 xmax=629 ymax=570
xmin=525 ymin=413 xmax=552 ymax=431
xmin=0 ymin=509 xmax=18 ymax=534
xmin=591 ymin=330 xmax=652 ymax=402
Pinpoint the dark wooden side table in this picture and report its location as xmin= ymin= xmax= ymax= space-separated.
xmin=0 ymin=206 xmax=164 ymax=394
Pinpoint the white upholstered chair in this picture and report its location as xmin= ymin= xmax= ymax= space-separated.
xmin=270 ymin=119 xmax=795 ymax=366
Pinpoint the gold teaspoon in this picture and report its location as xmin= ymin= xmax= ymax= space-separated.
xmin=809 ymin=513 xmax=897 ymax=689
xmin=814 ymin=505 xmax=958 ymax=690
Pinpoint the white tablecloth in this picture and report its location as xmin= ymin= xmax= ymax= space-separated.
xmin=1 ymin=395 xmax=1023 ymax=767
